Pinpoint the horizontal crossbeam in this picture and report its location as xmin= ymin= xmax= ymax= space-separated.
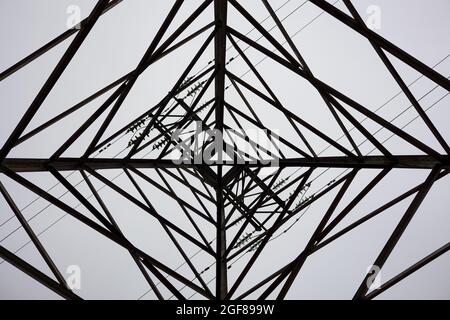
xmin=2 ymin=155 xmax=449 ymax=172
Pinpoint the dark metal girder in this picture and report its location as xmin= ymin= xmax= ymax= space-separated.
xmin=343 ymin=0 xmax=450 ymax=155
xmin=353 ymin=165 xmax=442 ymax=299
xmin=0 ymin=181 xmax=69 ymax=289
xmin=214 ymin=0 xmax=229 ymax=300
xmin=309 ymin=0 xmax=450 ymax=91
xmin=0 ymin=0 xmax=111 ymax=161
xmin=365 ymin=242 xmax=450 ymax=300
xmin=0 ymin=0 xmax=123 ymax=82
xmin=0 ymin=245 xmax=81 ymax=300
xmin=3 ymin=155 xmax=449 ymax=173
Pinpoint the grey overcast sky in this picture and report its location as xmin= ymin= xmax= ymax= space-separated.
xmin=0 ymin=0 xmax=449 ymax=299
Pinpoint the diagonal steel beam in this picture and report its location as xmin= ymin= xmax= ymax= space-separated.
xmin=0 ymin=0 xmax=123 ymax=82
xmin=0 ymin=245 xmax=81 ymax=300
xmin=343 ymin=0 xmax=450 ymax=155
xmin=0 ymin=181 xmax=69 ymax=289
xmin=0 ymin=0 xmax=111 ymax=161
xmin=365 ymin=242 xmax=450 ymax=300
xmin=309 ymin=0 xmax=450 ymax=91
xmin=353 ymin=165 xmax=442 ymax=299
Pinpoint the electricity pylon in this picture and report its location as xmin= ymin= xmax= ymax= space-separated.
xmin=0 ymin=0 xmax=449 ymax=300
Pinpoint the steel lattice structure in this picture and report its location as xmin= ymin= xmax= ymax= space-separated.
xmin=0 ymin=0 xmax=449 ymax=300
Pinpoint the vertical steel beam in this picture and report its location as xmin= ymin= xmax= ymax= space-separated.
xmin=214 ymin=0 xmax=228 ymax=300
xmin=216 ymin=165 xmax=228 ymax=300
xmin=214 ymin=0 xmax=228 ymax=132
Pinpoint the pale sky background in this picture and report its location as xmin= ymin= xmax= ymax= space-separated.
xmin=0 ymin=0 xmax=449 ymax=300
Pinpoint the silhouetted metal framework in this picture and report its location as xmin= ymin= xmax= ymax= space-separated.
xmin=0 ymin=0 xmax=449 ymax=300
